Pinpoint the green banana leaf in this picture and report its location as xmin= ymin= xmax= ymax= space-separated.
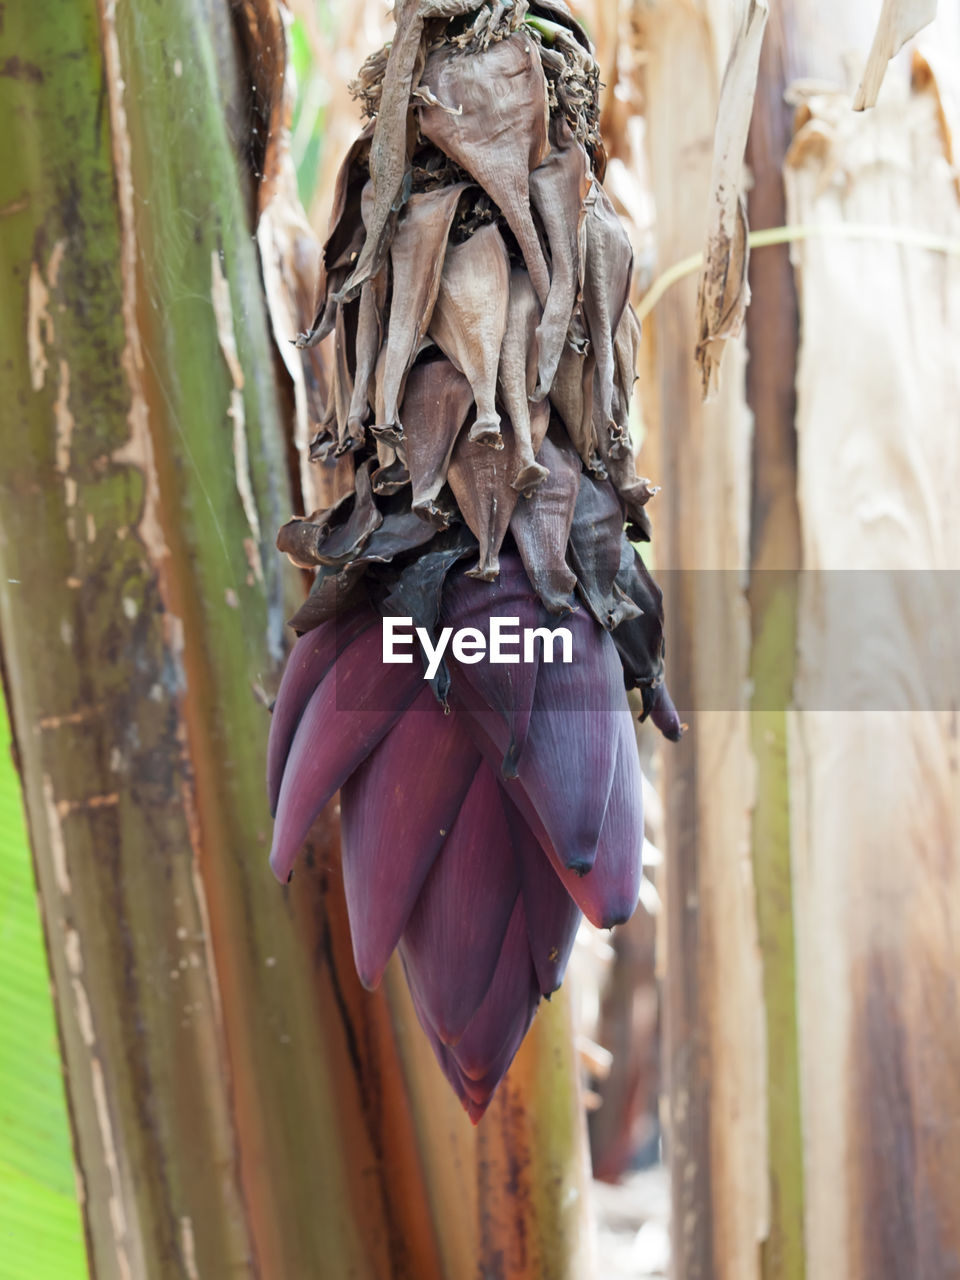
xmin=0 ymin=697 xmax=86 ymax=1280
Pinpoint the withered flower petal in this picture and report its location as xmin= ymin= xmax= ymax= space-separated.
xmin=378 ymin=182 xmax=472 ymax=437
xmin=419 ymin=32 xmax=551 ymax=304
xmin=567 ymin=471 xmax=641 ymax=629
xmin=529 ymin=116 xmax=591 ymax=398
xmin=299 ymin=123 xmax=374 ymax=345
xmin=580 ymin=181 xmax=633 ymax=441
xmin=509 ymin=428 xmax=580 ymax=613
xmin=398 ymin=358 xmax=475 ymax=522
xmin=344 ymin=268 xmax=387 ymax=450
xmin=550 ymin=338 xmax=604 ymax=475
xmin=428 ymin=222 xmax=511 ymax=446
xmin=448 ymin=417 xmax=517 ymax=579
xmin=497 ymin=268 xmax=550 ymax=493
xmin=277 ymin=459 xmax=382 ymax=569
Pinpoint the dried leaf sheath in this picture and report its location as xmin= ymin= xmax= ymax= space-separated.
xmin=268 ymin=0 xmax=680 ymax=1119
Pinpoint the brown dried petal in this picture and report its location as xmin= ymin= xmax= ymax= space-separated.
xmin=371 ymin=443 xmax=411 ymax=496
xmin=580 ymin=181 xmax=633 ymax=440
xmin=497 ymin=269 xmax=549 ymax=494
xmin=428 ymin=223 xmax=511 ymax=445
xmin=509 ymin=427 xmax=579 ymax=613
xmin=338 ymin=7 xmax=426 ymax=302
xmin=549 ymin=341 xmax=603 ymax=475
xmin=277 ymin=458 xmax=382 ymax=568
xmin=613 ymin=300 xmax=642 ymax=416
xmin=344 ymin=269 xmax=388 ymax=450
xmin=298 ymin=125 xmax=374 ymax=345
xmin=611 ymin=541 xmax=666 ymax=700
xmin=567 ymin=472 xmax=641 ymax=629
xmin=595 ymin=383 xmax=655 ymax=543
xmin=331 ymin=302 xmax=356 ymax=451
xmin=529 ymin=117 xmax=591 ymax=398
xmin=377 ymin=182 xmax=471 ymax=437
xmin=398 ymin=358 xmax=475 ymax=523
xmin=419 ymin=32 xmax=551 ymax=305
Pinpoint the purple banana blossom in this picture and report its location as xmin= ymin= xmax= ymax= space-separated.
xmin=269 ymin=0 xmax=682 ymax=1119
xmin=269 ymin=550 xmax=673 ymax=1118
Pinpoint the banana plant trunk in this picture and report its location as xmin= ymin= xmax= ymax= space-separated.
xmin=0 ymin=3 xmax=592 ymax=1278
xmin=639 ymin=2 xmax=960 ymax=1278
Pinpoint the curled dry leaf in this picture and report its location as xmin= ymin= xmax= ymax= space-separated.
xmin=419 ymin=31 xmax=552 ymax=305
xmin=529 ymin=116 xmax=591 ymax=399
xmin=498 ymin=269 xmax=550 ymax=494
xmin=377 ymin=182 xmax=471 ymax=440
xmin=694 ymin=0 xmax=768 ymax=397
xmin=277 ymin=458 xmax=381 ymax=568
xmin=428 ymin=222 xmax=511 ymax=447
xmin=854 ymin=0 xmax=938 ymax=111
xmin=299 ymin=124 xmax=375 ymax=347
xmin=449 ymin=401 xmax=550 ymax=580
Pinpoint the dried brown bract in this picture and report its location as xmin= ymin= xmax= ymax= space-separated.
xmin=419 ymin=31 xmax=551 ymax=306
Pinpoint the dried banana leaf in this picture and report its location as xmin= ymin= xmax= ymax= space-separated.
xmin=581 ymin=181 xmax=633 ymax=442
xmin=419 ymin=32 xmax=551 ymax=305
xmin=377 ymin=182 xmax=471 ymax=439
xmin=399 ymin=358 xmax=475 ymax=523
xmin=428 ymin=222 xmax=511 ymax=447
xmin=509 ymin=427 xmax=579 ymax=613
xmin=498 ymin=269 xmax=550 ymax=495
xmin=529 ymin=117 xmax=590 ymax=398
